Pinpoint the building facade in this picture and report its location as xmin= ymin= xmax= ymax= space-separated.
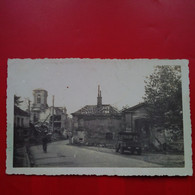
xmin=14 ymin=105 xmax=30 ymax=145
xmin=71 ymin=86 xmax=121 ymax=144
xmin=14 ymin=105 xmax=30 ymax=128
xmin=31 ymin=88 xmax=68 ymax=132
xmin=122 ymin=103 xmax=168 ymax=150
xmin=31 ymin=88 xmax=48 ymax=123
xmin=121 ymin=103 xmax=151 ymax=148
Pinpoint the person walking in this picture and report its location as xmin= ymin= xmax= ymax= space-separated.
xmin=42 ymin=131 xmax=48 ymax=153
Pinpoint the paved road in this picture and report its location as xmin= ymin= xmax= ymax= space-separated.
xmin=30 ymin=140 xmax=160 ymax=167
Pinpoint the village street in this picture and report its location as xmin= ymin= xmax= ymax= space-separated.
xmin=29 ymin=140 xmax=171 ymax=168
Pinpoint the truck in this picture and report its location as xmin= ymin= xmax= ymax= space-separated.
xmin=115 ymin=131 xmax=142 ymax=155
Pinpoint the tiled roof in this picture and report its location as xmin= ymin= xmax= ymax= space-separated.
xmin=14 ymin=106 xmax=29 ymax=117
xmin=72 ymin=104 xmax=120 ymax=115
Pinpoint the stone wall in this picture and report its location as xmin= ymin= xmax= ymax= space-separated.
xmin=73 ymin=115 xmax=121 ymax=143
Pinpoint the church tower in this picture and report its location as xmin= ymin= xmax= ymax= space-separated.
xmin=31 ymin=88 xmax=48 ymax=122
xmin=32 ymin=88 xmax=48 ymax=111
xmin=97 ymin=85 xmax=102 ymax=107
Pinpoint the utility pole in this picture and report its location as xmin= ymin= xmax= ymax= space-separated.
xmin=28 ymin=99 xmax=31 ymax=120
xmin=52 ymin=95 xmax=55 ymax=132
xmin=25 ymin=98 xmax=31 ymax=123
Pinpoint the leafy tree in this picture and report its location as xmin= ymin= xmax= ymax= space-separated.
xmin=143 ymin=66 xmax=183 ymax=140
xmin=14 ymin=95 xmax=23 ymax=106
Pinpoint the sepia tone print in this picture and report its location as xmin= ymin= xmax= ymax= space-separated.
xmin=7 ymin=59 xmax=192 ymax=175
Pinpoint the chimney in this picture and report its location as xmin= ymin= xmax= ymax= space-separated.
xmin=97 ymin=85 xmax=102 ymax=107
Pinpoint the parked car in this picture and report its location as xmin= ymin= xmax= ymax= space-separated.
xmin=115 ymin=131 xmax=142 ymax=155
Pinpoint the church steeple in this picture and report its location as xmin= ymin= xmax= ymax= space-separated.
xmin=97 ymin=85 xmax=102 ymax=107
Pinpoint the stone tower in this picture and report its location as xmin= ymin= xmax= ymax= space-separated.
xmin=31 ymin=88 xmax=48 ymax=122
xmin=32 ymin=88 xmax=48 ymax=111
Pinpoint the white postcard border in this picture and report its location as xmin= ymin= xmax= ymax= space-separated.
xmin=6 ymin=58 xmax=192 ymax=176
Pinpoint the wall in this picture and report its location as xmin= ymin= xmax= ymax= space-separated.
xmin=39 ymin=108 xmax=51 ymax=123
xmin=123 ymin=106 xmax=148 ymax=131
xmin=73 ymin=116 xmax=121 ymax=141
xmin=14 ymin=115 xmax=30 ymax=128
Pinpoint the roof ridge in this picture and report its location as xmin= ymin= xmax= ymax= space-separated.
xmin=72 ymin=104 xmax=120 ymax=115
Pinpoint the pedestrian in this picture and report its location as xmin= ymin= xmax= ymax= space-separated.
xmin=42 ymin=131 xmax=48 ymax=153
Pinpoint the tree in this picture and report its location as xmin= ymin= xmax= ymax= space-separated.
xmin=143 ymin=66 xmax=183 ymax=140
xmin=14 ymin=95 xmax=23 ymax=106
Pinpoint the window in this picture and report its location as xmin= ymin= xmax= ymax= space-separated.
xmin=17 ymin=117 xmax=20 ymax=127
xmin=106 ymin=132 xmax=113 ymax=140
xmin=37 ymin=94 xmax=41 ymax=103
xmin=21 ymin=118 xmax=24 ymax=127
xmin=79 ymin=119 xmax=84 ymax=127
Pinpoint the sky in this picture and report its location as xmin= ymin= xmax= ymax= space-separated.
xmin=8 ymin=59 xmax=158 ymax=115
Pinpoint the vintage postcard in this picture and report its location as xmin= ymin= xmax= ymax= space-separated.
xmin=6 ymin=58 xmax=192 ymax=176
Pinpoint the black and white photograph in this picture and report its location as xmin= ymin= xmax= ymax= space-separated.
xmin=6 ymin=59 xmax=192 ymax=176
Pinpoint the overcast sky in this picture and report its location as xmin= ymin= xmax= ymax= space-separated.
xmin=8 ymin=59 xmax=157 ymax=115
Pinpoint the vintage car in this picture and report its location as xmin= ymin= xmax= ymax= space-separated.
xmin=115 ymin=131 xmax=142 ymax=155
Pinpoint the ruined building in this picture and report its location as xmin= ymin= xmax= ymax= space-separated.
xmin=121 ymin=103 xmax=173 ymax=151
xmin=71 ymin=85 xmax=121 ymax=144
xmin=121 ymin=103 xmax=151 ymax=149
xmin=31 ymin=88 xmax=67 ymax=132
